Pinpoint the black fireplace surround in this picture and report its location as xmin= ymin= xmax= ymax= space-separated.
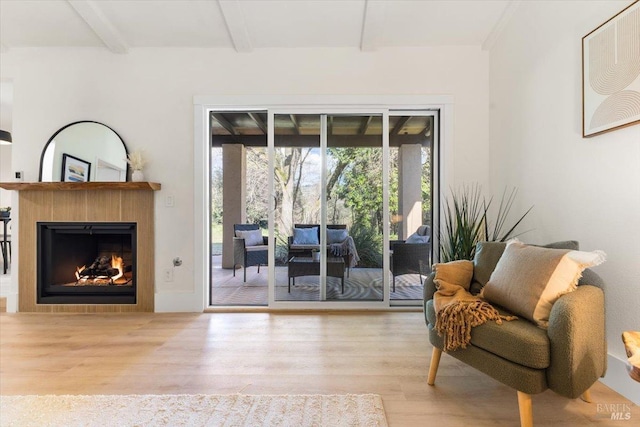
xmin=37 ymin=222 xmax=137 ymax=304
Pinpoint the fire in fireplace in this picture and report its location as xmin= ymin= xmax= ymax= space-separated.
xmin=37 ymin=222 xmax=137 ymax=304
xmin=75 ymin=254 xmax=126 ymax=285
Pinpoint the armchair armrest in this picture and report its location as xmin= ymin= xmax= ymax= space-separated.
xmin=423 ymin=272 xmax=437 ymax=302
xmin=546 ymin=285 xmax=606 ymax=398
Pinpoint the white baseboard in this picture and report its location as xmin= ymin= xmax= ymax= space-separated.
xmin=154 ymin=291 xmax=203 ymax=312
xmin=600 ymin=353 xmax=640 ymax=405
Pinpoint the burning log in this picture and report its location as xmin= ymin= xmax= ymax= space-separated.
xmin=75 ymin=255 xmax=124 ymax=284
xmin=80 ymin=256 xmax=119 ymax=277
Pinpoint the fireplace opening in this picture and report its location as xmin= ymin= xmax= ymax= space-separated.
xmin=37 ymin=222 xmax=137 ymax=304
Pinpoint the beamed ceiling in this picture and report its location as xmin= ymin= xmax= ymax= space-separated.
xmin=210 ymin=113 xmax=434 ymax=147
xmin=0 ymin=1 xmax=516 ymax=53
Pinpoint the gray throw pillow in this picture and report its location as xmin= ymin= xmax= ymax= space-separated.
xmin=327 ymin=228 xmax=348 ymax=244
xmin=293 ymin=227 xmax=319 ymax=245
xmin=406 ymin=232 xmax=429 ymax=244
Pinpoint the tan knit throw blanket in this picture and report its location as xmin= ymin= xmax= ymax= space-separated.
xmin=433 ymin=260 xmax=516 ymax=351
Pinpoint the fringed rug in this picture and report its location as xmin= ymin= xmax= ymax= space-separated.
xmin=0 ymin=393 xmax=388 ymax=427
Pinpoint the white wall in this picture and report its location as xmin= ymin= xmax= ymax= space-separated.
xmin=490 ymin=0 xmax=640 ymax=403
xmin=0 ymin=80 xmax=13 ymax=208
xmin=0 ymin=46 xmax=490 ymax=307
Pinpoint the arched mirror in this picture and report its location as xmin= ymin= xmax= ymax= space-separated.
xmin=39 ymin=121 xmax=129 ymax=182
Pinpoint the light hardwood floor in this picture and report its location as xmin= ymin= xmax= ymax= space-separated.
xmin=0 ymin=312 xmax=637 ymax=426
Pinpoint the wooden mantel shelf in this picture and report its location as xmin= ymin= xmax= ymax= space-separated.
xmin=0 ymin=182 xmax=161 ymax=191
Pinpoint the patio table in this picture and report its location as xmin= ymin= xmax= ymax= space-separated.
xmin=287 ymin=256 xmax=345 ymax=293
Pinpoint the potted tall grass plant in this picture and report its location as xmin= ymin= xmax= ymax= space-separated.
xmin=439 ymin=185 xmax=532 ymax=262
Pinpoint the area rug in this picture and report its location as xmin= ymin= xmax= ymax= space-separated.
xmin=0 ymin=393 xmax=388 ymax=427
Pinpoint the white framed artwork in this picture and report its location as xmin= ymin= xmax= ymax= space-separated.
xmin=582 ymin=0 xmax=640 ymax=137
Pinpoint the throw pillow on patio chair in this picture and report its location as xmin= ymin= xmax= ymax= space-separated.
xmin=233 ymin=224 xmax=267 ymax=282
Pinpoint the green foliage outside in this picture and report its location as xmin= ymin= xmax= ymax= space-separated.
xmin=212 ymin=144 xmax=432 ymax=268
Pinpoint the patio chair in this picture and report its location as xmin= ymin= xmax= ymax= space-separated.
xmin=233 ymin=224 xmax=268 ymax=282
xmin=390 ymin=225 xmax=431 ymax=292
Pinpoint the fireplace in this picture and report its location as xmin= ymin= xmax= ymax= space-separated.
xmin=37 ymin=222 xmax=137 ymax=304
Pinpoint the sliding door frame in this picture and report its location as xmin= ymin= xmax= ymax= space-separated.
xmin=193 ymin=95 xmax=453 ymax=312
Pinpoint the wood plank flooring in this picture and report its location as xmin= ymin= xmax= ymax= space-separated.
xmin=0 ymin=312 xmax=637 ymax=426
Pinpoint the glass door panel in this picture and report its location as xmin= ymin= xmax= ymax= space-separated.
xmin=210 ymin=110 xmax=269 ymax=306
xmin=326 ymin=114 xmax=384 ymax=301
xmin=273 ymin=114 xmax=321 ymax=301
xmin=389 ymin=114 xmax=434 ymax=301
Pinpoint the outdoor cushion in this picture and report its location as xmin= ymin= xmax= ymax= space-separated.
xmin=235 ymin=229 xmax=264 ymax=246
xmin=416 ymin=225 xmax=430 ymax=236
xmin=327 ymin=228 xmax=348 ymax=244
xmin=245 ymin=245 xmax=268 ymax=252
xmin=292 ymin=227 xmax=319 ymax=245
xmin=406 ymin=232 xmax=429 ymax=244
xmin=482 ymin=239 xmax=606 ymax=328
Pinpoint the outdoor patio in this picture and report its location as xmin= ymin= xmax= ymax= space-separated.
xmin=210 ymin=256 xmax=425 ymax=305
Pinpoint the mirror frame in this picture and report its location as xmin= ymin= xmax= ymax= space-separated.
xmin=38 ymin=121 xmax=130 ymax=182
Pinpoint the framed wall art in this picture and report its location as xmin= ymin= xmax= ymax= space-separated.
xmin=582 ymin=0 xmax=640 ymax=137
xmin=61 ymin=153 xmax=91 ymax=182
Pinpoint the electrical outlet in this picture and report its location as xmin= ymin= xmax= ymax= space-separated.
xmin=165 ymin=195 xmax=175 ymax=207
xmin=163 ymin=268 xmax=173 ymax=282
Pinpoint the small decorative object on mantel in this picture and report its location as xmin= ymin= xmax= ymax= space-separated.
xmin=126 ymin=150 xmax=147 ymax=182
xmin=582 ymin=0 xmax=640 ymax=137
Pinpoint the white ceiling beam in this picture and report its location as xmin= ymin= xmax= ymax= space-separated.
xmin=217 ymin=0 xmax=252 ymax=53
xmin=361 ymin=0 xmax=386 ymax=52
xmin=482 ymin=0 xmax=522 ymax=51
xmin=67 ymin=0 xmax=128 ymax=54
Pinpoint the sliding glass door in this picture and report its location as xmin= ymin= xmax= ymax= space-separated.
xmin=325 ymin=114 xmax=384 ymax=301
xmin=388 ymin=114 xmax=435 ymax=301
xmin=209 ymin=106 xmax=437 ymax=308
xmin=273 ymin=114 xmax=321 ymax=301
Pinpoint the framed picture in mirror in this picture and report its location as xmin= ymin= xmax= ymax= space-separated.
xmin=61 ymin=153 xmax=91 ymax=182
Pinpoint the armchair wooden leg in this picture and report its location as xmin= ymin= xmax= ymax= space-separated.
xmin=517 ymin=391 xmax=533 ymax=427
xmin=580 ymin=389 xmax=592 ymax=403
xmin=427 ymin=347 xmax=442 ymax=385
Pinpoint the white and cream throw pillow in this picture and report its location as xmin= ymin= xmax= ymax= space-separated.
xmin=482 ymin=239 xmax=606 ymax=328
xmin=236 ymin=229 xmax=264 ymax=247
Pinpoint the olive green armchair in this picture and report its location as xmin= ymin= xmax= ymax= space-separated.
xmin=423 ymin=241 xmax=607 ymax=427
